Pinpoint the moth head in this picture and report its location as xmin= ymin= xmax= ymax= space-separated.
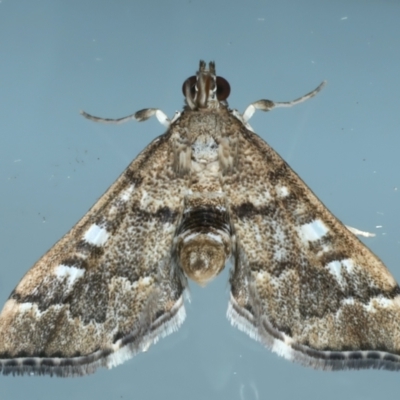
xmin=182 ymin=60 xmax=230 ymax=110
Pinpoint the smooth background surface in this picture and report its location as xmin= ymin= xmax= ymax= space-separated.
xmin=1 ymin=1 xmax=400 ymax=399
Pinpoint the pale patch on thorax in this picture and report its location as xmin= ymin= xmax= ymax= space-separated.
xmin=191 ymin=133 xmax=219 ymax=164
xmin=190 ymin=133 xmax=223 ymax=183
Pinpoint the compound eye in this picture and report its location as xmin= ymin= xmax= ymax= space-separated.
xmin=182 ymin=76 xmax=197 ymax=98
xmin=216 ymin=76 xmax=230 ymax=101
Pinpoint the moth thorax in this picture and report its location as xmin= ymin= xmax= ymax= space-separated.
xmin=179 ymin=231 xmax=231 ymax=286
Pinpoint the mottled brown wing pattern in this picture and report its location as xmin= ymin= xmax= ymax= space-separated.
xmin=0 ymin=132 xmax=188 ymax=376
xmin=2 ymin=60 xmax=399 ymax=377
xmin=226 ymin=127 xmax=400 ymax=370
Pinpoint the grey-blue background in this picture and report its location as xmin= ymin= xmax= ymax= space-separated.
xmin=1 ymin=1 xmax=400 ymax=399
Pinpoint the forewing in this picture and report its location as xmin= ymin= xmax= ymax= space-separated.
xmin=0 ymin=131 xmax=188 ymax=376
xmin=226 ymin=126 xmax=400 ymax=370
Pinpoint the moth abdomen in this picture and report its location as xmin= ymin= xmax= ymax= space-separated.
xmin=176 ymin=230 xmax=232 ymax=286
xmin=177 ymin=205 xmax=231 ymax=234
xmin=175 ymin=198 xmax=233 ymax=286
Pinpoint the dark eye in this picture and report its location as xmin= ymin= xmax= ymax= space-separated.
xmin=216 ymin=76 xmax=230 ymax=101
xmin=182 ymin=76 xmax=197 ymax=98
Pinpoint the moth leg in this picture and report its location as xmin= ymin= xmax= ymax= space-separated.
xmin=80 ymin=108 xmax=171 ymax=127
xmin=346 ymin=225 xmax=376 ymax=238
xmin=242 ymin=81 xmax=327 ymax=122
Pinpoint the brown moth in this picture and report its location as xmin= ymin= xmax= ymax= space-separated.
xmin=0 ymin=61 xmax=399 ymax=377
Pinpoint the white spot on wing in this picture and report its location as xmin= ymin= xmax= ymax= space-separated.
xmin=342 ymin=258 xmax=354 ymax=274
xmin=83 ymin=224 xmax=109 ymax=246
xmin=273 ymin=247 xmax=287 ymax=261
xmin=140 ymin=190 xmax=149 ymax=207
xmin=140 ymin=276 xmax=152 ymax=286
xmin=276 ymin=186 xmax=289 ymax=197
xmin=298 ymin=219 xmax=329 ymax=242
xmin=271 ymin=220 xmax=288 ymax=261
xmin=17 ymin=301 xmax=63 ymax=318
xmin=256 ymin=270 xmax=268 ymax=281
xmin=326 ymin=260 xmax=343 ymax=285
xmin=19 ymin=302 xmax=34 ymax=313
xmin=55 ymin=264 xmax=85 ymax=289
xmin=325 ymin=258 xmax=355 ymax=287
xmin=120 ymin=184 xmax=135 ymax=202
xmin=375 ymin=297 xmax=395 ymax=308
xmin=342 ymin=297 xmax=355 ymax=306
xmin=365 ymin=296 xmax=397 ymax=312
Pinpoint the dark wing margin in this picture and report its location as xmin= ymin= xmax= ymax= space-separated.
xmin=226 ymin=126 xmax=400 ymax=371
xmin=0 ymin=130 xmax=189 ymax=377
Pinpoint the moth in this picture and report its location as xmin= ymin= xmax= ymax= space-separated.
xmin=1 ymin=61 xmax=399 ymax=377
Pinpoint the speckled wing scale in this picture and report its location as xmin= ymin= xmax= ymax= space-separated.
xmin=1 ymin=61 xmax=400 ymax=377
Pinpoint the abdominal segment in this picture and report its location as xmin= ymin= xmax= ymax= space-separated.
xmin=174 ymin=195 xmax=233 ymax=286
